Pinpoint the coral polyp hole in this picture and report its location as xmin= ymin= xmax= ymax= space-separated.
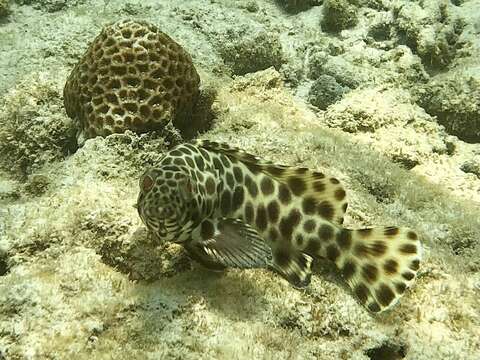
xmin=122 ymin=29 xmax=132 ymax=39
xmin=111 ymin=66 xmax=127 ymax=76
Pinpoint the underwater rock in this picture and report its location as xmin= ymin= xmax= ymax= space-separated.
xmin=391 ymin=1 xmax=466 ymax=69
xmin=275 ymin=0 xmax=320 ymax=13
xmin=308 ymin=53 xmax=360 ymax=89
xmin=417 ymin=72 xmax=480 ymax=143
xmin=15 ymin=0 xmax=84 ymax=12
xmin=217 ymin=27 xmax=284 ymax=76
xmin=321 ymin=0 xmax=358 ymax=33
xmin=460 ymin=158 xmax=480 ymax=179
xmin=0 ymin=73 xmax=76 ymax=178
xmin=308 ymin=74 xmax=346 ymax=110
xmin=0 ymin=0 xmax=10 ymax=18
xmin=64 ymin=20 xmax=203 ymax=145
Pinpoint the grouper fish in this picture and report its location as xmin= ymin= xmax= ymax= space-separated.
xmin=136 ymin=140 xmax=422 ymax=313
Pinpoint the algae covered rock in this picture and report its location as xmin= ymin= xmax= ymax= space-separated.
xmin=0 ymin=73 xmax=76 ymax=178
xmin=417 ymin=72 xmax=480 ymax=143
xmin=217 ymin=27 xmax=284 ymax=76
xmin=0 ymin=0 xmax=10 ymax=17
xmin=321 ymin=0 xmax=358 ymax=33
xmin=15 ymin=0 xmax=84 ymax=12
xmin=276 ymin=0 xmax=320 ymax=13
xmin=308 ymin=75 xmax=346 ymax=110
xmin=391 ymin=1 xmax=466 ymax=69
xmin=64 ymin=20 xmax=204 ymax=145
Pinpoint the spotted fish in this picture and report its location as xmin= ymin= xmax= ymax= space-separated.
xmin=136 ymin=140 xmax=422 ymax=313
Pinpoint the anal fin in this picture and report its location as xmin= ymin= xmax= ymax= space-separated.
xmin=272 ymin=247 xmax=313 ymax=288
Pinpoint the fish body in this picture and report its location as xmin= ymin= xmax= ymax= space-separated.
xmin=137 ymin=140 xmax=421 ymax=313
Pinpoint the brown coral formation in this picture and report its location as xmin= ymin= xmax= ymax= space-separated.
xmin=64 ymin=20 xmax=200 ymax=145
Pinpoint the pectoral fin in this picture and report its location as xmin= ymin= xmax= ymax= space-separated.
xmin=188 ymin=217 xmax=272 ymax=269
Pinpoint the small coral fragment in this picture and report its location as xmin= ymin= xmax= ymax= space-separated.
xmin=64 ymin=20 xmax=201 ymax=145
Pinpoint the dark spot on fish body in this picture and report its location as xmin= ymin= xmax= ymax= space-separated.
xmin=336 ymin=229 xmax=352 ymax=250
xmin=256 ymin=204 xmax=268 ymax=232
xmin=371 ymin=241 xmax=387 ymax=256
xmin=355 ymin=283 xmax=369 ymax=304
xmin=233 ymin=166 xmax=243 ymax=183
xmin=199 ymin=147 xmax=210 ymax=161
xmin=205 ymin=177 xmax=216 ymax=195
xmin=232 ymin=187 xmax=245 ymax=212
xmin=173 ymin=157 xmax=186 ymax=166
xmin=383 ymin=259 xmax=398 ymax=275
xmin=201 ymin=220 xmax=215 ymax=240
xmin=318 ymin=224 xmax=334 ymax=241
xmin=170 ymin=150 xmax=182 ymax=157
xmin=279 ymin=209 xmax=301 ymax=240
xmin=245 ymin=201 xmax=254 ymax=224
xmin=326 ymin=244 xmax=340 ymax=262
xmin=304 ymin=238 xmax=321 ymax=256
xmin=317 ymin=201 xmax=334 ymax=220
xmin=313 ymin=181 xmax=325 ymax=193
xmin=278 ymin=184 xmax=291 ymax=205
xmin=178 ymin=146 xmax=192 ymax=155
xmin=267 ymin=200 xmax=280 ymax=223
xmin=330 ymin=178 xmax=340 ymax=184
xmin=288 ymin=176 xmax=307 ymax=196
xmin=342 ymin=261 xmax=356 ymax=281
xmin=402 ymin=271 xmax=415 ymax=281
xmin=302 ymin=197 xmax=317 ymax=215
xmin=407 ymin=231 xmax=418 ymax=240
xmin=195 ymin=171 xmax=204 ymax=182
xmin=220 ymin=154 xmax=231 ymax=168
xmin=244 ymin=175 xmax=258 ymax=198
xmin=409 ymin=259 xmax=420 ymax=271
xmin=226 ymin=172 xmax=235 ymax=189
xmin=303 ymin=219 xmax=316 ymax=233
xmin=384 ymin=227 xmax=399 ymax=236
xmin=213 ymin=157 xmax=224 ymax=175
xmin=260 ymin=176 xmax=275 ymax=196
xmin=395 ymin=282 xmax=406 ymax=294
xmin=195 ymin=156 xmax=205 ymax=171
xmin=334 ymin=188 xmax=346 ymax=201
xmin=362 ymin=263 xmax=378 ymax=283
xmin=399 ymin=244 xmax=417 ymax=254
xmin=220 ymin=191 xmax=232 ymax=216
xmin=186 ymin=156 xmax=195 ymax=168
xmin=367 ymin=302 xmax=381 ymax=313
xmin=376 ymin=284 xmax=395 ymax=307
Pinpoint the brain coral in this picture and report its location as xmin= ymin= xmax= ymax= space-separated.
xmin=64 ymin=20 xmax=200 ymax=145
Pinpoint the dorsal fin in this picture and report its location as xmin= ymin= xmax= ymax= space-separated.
xmin=194 ymin=139 xmax=348 ymax=224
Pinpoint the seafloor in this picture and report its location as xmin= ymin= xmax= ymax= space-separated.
xmin=0 ymin=0 xmax=479 ymax=359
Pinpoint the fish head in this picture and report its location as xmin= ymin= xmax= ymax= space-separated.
xmin=137 ymin=165 xmax=198 ymax=242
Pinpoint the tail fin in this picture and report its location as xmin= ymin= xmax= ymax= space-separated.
xmin=330 ymin=226 xmax=421 ymax=313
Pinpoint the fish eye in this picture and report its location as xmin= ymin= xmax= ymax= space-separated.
xmin=141 ymin=174 xmax=155 ymax=192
